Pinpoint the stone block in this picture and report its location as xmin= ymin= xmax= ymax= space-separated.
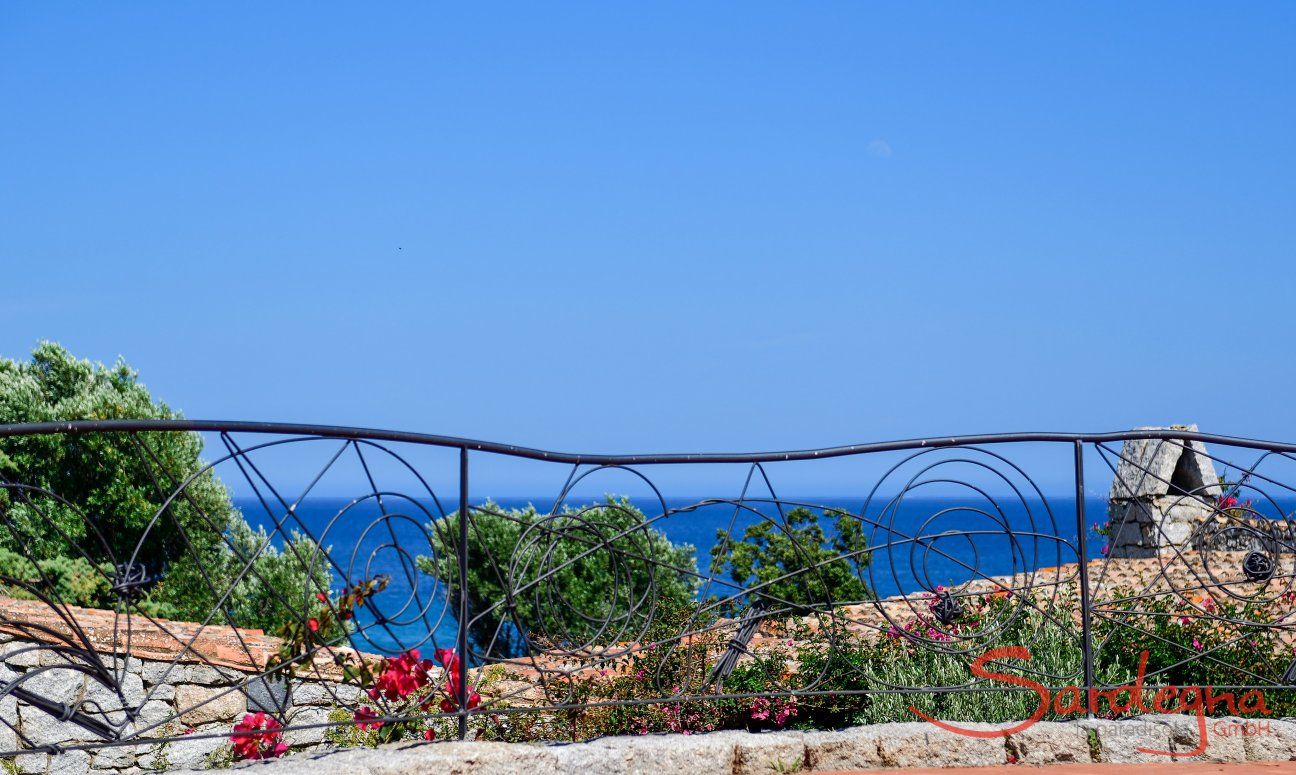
xmin=143 ymin=683 xmax=174 ymax=702
xmin=151 ymin=717 xmax=1296 ymax=775
xmin=363 ymin=740 xmax=560 ymax=775
xmin=284 ymin=705 xmax=334 ymax=746
xmin=15 ymin=752 xmax=48 ymax=774
xmin=1079 ymin=718 xmax=1175 ymax=764
xmin=1144 ymin=713 xmax=1247 ymax=761
xmin=732 ymin=729 xmax=804 ymax=775
xmin=128 ymin=699 xmax=177 ymax=734
xmin=88 ymin=744 xmax=137 ymax=769
xmin=139 ymin=662 xmax=182 ymax=687
xmin=247 ymin=676 xmax=289 ymax=714
xmin=1007 ymin=720 xmax=1093 ymax=764
xmin=291 ymin=681 xmax=360 ymax=707
xmin=802 ymin=727 xmax=885 ymax=770
xmin=18 ymin=668 xmax=87 ymax=706
xmin=1243 ymin=717 xmax=1296 ymax=762
xmin=184 ymin=665 xmax=242 ymax=686
xmin=156 ymin=733 xmax=229 ymax=771
xmin=1108 ymin=429 xmax=1219 ymax=501
xmin=550 ymin=733 xmax=735 ymax=775
xmin=1 ymin=695 xmax=19 ymax=751
xmin=46 ymin=749 xmax=90 ymax=775
xmin=17 ymin=700 xmax=105 ymax=746
xmin=874 ymin=721 xmax=1005 ymax=767
xmin=83 ymin=672 xmax=146 ymax=721
xmin=108 ymin=657 xmax=143 ymax=675
xmin=174 ymin=685 xmax=245 ymax=726
xmin=3 ymin=644 xmax=43 ymax=669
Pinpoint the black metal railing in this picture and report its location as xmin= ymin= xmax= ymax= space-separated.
xmin=1 ymin=421 xmax=1295 ymax=762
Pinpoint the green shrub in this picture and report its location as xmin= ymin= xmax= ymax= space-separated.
xmin=0 ymin=546 xmax=113 ymax=608
xmin=473 ymin=587 xmax=1290 ymax=742
xmin=417 ymin=497 xmax=698 ymax=658
xmin=0 ymin=342 xmax=327 ymax=631
xmin=709 ymin=506 xmax=870 ymax=613
xmin=1093 ymin=588 xmax=1296 ymax=716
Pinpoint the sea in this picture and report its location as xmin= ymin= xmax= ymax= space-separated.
xmin=238 ymin=494 xmax=1112 ymax=655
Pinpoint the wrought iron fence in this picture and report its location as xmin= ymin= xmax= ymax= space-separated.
xmin=2 ymin=421 xmax=1296 ymax=763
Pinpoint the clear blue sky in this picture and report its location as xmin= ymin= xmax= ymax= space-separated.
xmin=2 ymin=4 xmax=1294 ymax=493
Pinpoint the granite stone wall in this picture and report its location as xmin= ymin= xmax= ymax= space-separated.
xmin=169 ymin=716 xmax=1296 ymax=775
xmin=0 ymin=603 xmax=357 ymax=775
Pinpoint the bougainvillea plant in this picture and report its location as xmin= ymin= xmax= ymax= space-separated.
xmin=264 ymin=575 xmax=390 ymax=680
xmin=231 ymin=712 xmax=288 ymax=760
xmin=349 ymin=647 xmax=481 ymax=743
xmin=233 ymin=576 xmax=388 ymax=759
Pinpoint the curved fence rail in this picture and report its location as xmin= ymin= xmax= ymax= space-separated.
xmin=1 ymin=421 xmax=1295 ymax=766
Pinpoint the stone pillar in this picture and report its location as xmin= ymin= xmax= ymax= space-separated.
xmin=1106 ymin=425 xmax=1221 ymax=558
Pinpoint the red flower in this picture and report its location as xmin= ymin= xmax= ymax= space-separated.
xmin=423 ymin=729 xmax=436 ymax=741
xmin=434 ymin=648 xmax=461 ymax=674
xmin=370 ymin=649 xmax=435 ymax=701
xmin=231 ymin=712 xmax=288 ymax=760
xmin=307 ymin=618 xmax=320 ymax=633
xmin=353 ymin=706 xmax=384 ymax=730
xmin=432 ymin=648 xmax=481 ymax=712
xmin=316 ymin=592 xmax=328 ymax=603
xmin=439 ymin=686 xmax=481 ymax=712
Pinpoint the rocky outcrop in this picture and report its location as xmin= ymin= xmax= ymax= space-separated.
xmin=1107 ymin=425 xmax=1222 ymax=558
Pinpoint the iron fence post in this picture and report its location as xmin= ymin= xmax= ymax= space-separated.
xmin=458 ymin=446 xmax=470 ymax=740
xmin=1073 ymin=440 xmax=1096 ymax=718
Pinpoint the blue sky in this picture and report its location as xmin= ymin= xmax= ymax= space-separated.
xmin=2 ymin=4 xmax=1294 ymax=494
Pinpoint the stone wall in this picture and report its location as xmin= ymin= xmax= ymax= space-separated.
xmin=170 ymin=716 xmax=1296 ymax=775
xmin=0 ymin=599 xmax=359 ymax=775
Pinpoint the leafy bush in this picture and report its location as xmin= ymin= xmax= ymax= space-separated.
xmin=472 ymin=590 xmax=1288 ymax=743
xmin=0 ymin=342 xmax=327 ymax=630
xmin=709 ymin=506 xmax=870 ymax=613
xmin=1094 ymin=589 xmax=1296 ymax=716
xmin=417 ymin=497 xmax=698 ymax=658
xmin=0 ymin=546 xmax=113 ymax=607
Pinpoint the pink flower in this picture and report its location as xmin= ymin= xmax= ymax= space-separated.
xmin=434 ymin=648 xmax=460 ymax=674
xmin=1192 ymin=638 xmax=1204 ymax=651
xmin=433 ymin=648 xmax=481 ymax=712
xmin=438 ymin=688 xmax=481 ymax=713
xmin=354 ymin=706 xmax=383 ymax=730
xmin=371 ymin=649 xmax=435 ymax=701
xmin=231 ymin=712 xmax=288 ymax=760
xmin=773 ymin=696 xmax=798 ymax=726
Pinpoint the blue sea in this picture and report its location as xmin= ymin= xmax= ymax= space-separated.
xmin=238 ymin=495 xmax=1108 ymax=655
